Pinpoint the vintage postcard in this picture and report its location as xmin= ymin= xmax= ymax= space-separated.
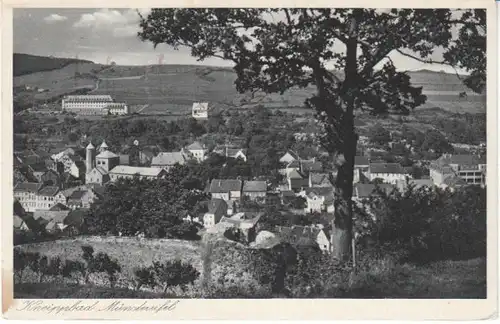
xmin=1 ymin=0 xmax=498 ymax=320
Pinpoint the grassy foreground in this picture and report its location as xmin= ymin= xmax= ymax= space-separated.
xmin=15 ymin=236 xmax=486 ymax=298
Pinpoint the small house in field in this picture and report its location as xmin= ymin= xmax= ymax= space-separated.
xmin=192 ymin=102 xmax=209 ymax=120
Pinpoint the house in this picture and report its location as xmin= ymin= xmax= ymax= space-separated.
xmin=33 ymin=209 xmax=71 ymax=232
xmin=227 ymin=148 xmax=247 ymax=161
xmin=209 ymin=179 xmax=243 ymax=202
xmin=300 ymin=160 xmax=323 ymax=175
xmin=309 ymin=173 xmax=333 ymax=188
xmin=64 ymin=208 xmax=89 ymax=236
xmin=49 ymin=203 xmax=70 ymax=211
xmin=192 ymin=102 xmax=209 ymax=120
xmin=14 ymin=182 xmax=43 ymax=212
xmin=36 ymin=186 xmax=60 ymax=210
xmin=352 ymin=183 xmax=395 ymax=201
xmin=242 ymin=181 xmax=267 ymax=200
xmin=430 ymin=154 xmax=486 ymax=186
xmin=108 ymin=166 xmax=168 ymax=181
xmin=368 ymin=163 xmax=408 ymax=184
xmin=203 ymin=199 xmax=228 ymax=228
xmin=67 ymin=190 xmax=91 ymax=210
xmin=28 ymin=163 xmax=49 ymax=182
xmin=206 ymin=212 xmax=262 ymax=244
xmin=85 ymin=167 xmax=110 ymax=185
xmin=276 ymin=225 xmax=331 ymax=254
xmin=298 ymin=187 xmax=335 ymax=214
xmin=279 ymin=151 xmax=301 ymax=164
xmin=185 ymin=142 xmax=207 ymax=162
xmin=282 ymin=160 xmax=301 ymax=176
xmin=138 ymin=150 xmax=155 ymax=166
xmin=287 ymin=169 xmax=307 ymax=192
xmin=151 ymin=152 xmax=188 ymax=171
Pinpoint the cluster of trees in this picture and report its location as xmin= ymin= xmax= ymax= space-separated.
xmin=85 ymin=171 xmax=208 ymax=239
xmin=355 ymin=184 xmax=486 ymax=263
xmin=134 ymin=260 xmax=199 ymax=292
xmin=434 ymin=113 xmax=486 ymax=145
xmin=14 ymin=245 xmax=121 ymax=288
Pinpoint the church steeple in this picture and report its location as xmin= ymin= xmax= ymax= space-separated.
xmin=86 ymin=142 xmax=96 ymax=173
xmin=98 ymin=140 xmax=109 ymax=153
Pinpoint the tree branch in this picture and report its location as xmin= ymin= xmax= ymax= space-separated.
xmin=395 ymin=49 xmax=465 ymax=81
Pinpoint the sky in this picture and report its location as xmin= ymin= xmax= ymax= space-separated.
xmin=13 ymin=8 xmax=468 ymax=74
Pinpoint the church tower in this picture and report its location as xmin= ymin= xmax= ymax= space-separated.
xmin=86 ymin=142 xmax=96 ymax=172
xmin=98 ymin=140 xmax=109 ymax=153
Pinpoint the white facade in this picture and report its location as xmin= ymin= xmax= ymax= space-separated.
xmin=62 ymin=95 xmax=128 ymax=115
xmin=369 ymin=172 xmax=407 ymax=185
xmin=192 ymin=102 xmax=208 ymax=119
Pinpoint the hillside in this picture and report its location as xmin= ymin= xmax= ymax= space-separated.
xmin=13 ymin=54 xmax=486 ymax=114
xmin=13 ymin=53 xmax=94 ymax=77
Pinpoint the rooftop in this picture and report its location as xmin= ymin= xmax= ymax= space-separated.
xmin=96 ymin=151 xmax=119 ymax=159
xmin=207 ymin=198 xmax=228 ymax=214
xmin=355 ymin=156 xmax=370 ymax=166
xmin=353 ymin=183 xmax=395 ymax=198
xmin=309 ymin=173 xmax=333 ymax=187
xmin=186 ymin=141 xmax=205 ymax=151
xmin=369 ymin=163 xmax=406 ymax=174
xmin=209 ymin=179 xmax=243 ymax=193
xmin=38 ymin=186 xmax=60 ymax=196
xmin=288 ymin=169 xmax=304 ymax=180
xmin=109 ymin=166 xmax=166 ymax=177
xmin=437 ymin=154 xmax=486 ymax=166
xmin=243 ymin=181 xmax=267 ymax=192
xmin=14 ymin=182 xmax=42 ymax=193
xmin=151 ymin=152 xmax=187 ymax=166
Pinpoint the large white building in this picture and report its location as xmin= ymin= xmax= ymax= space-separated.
xmin=62 ymin=95 xmax=129 ymax=115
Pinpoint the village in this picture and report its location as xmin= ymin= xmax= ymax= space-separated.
xmin=13 ymin=95 xmax=487 ymax=253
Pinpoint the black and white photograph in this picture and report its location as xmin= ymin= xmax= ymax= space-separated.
xmin=6 ymin=4 xmax=494 ymax=311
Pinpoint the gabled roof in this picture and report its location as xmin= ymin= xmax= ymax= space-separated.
xmin=227 ymin=148 xmax=247 ymax=158
xmin=33 ymin=210 xmax=70 ymax=222
xmin=276 ymin=225 xmax=325 ymax=247
xmin=207 ymin=198 xmax=228 ymax=214
xmin=14 ymin=182 xmax=42 ymax=193
xmin=309 ymin=173 xmax=332 ymax=187
xmin=38 ymin=186 xmax=59 ymax=196
xmin=192 ymin=102 xmax=208 ymax=110
xmin=68 ymin=190 xmax=88 ymax=201
xmin=369 ymin=163 xmax=406 ymax=174
xmin=186 ymin=141 xmax=205 ymax=151
xmin=443 ymin=176 xmax=467 ymax=186
xmin=86 ymin=142 xmax=95 ymax=150
xmin=209 ymin=179 xmax=242 ymax=193
xmin=280 ymin=151 xmax=300 ymax=161
xmin=96 ymin=151 xmax=119 ymax=159
xmin=109 ymin=165 xmax=166 ymax=177
xmin=49 ymin=203 xmax=70 ymax=211
xmin=151 ymin=152 xmax=186 ymax=166
xmin=355 ymin=156 xmax=370 ymax=166
xmin=243 ymin=181 xmax=267 ymax=192
xmin=99 ymin=141 xmax=109 ymax=149
xmin=437 ymin=154 xmax=485 ymax=166
xmin=303 ymin=187 xmax=335 ymax=204
xmin=288 ymin=169 xmax=304 ymax=180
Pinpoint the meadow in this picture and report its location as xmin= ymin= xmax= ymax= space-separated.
xmin=13 ymin=56 xmax=486 ymax=116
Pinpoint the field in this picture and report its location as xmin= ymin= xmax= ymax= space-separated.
xmin=13 ymin=54 xmax=486 ymax=116
xmin=16 ymin=236 xmax=203 ymax=280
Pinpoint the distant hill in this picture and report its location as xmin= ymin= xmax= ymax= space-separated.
xmin=12 ymin=53 xmax=485 ymax=114
xmin=13 ymin=53 xmax=94 ymax=77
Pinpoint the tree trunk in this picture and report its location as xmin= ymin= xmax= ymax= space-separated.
xmin=330 ymin=10 xmax=361 ymax=262
xmin=332 ymin=134 xmax=357 ymax=261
